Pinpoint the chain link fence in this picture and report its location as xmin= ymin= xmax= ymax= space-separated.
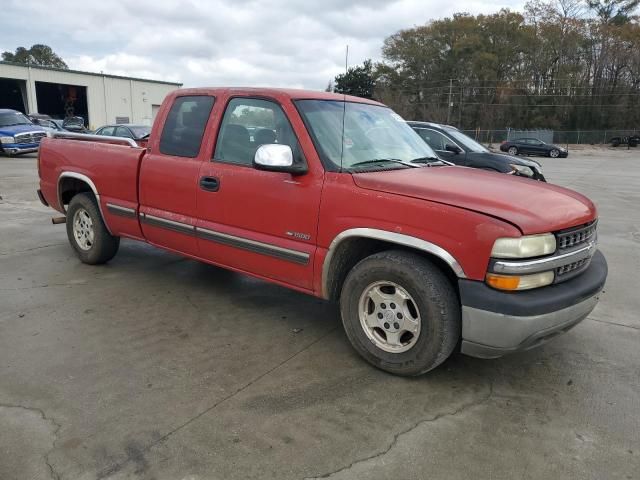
xmin=461 ymin=129 xmax=640 ymax=146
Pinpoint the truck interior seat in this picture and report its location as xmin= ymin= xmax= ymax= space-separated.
xmin=217 ymin=123 xmax=253 ymax=163
xmin=254 ymin=128 xmax=276 ymax=146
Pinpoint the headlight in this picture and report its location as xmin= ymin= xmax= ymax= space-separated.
xmin=486 ymin=271 xmax=554 ymax=291
xmin=510 ymin=164 xmax=534 ymax=177
xmin=491 ymin=233 xmax=556 ymax=259
xmin=0 ymin=136 xmax=15 ymax=144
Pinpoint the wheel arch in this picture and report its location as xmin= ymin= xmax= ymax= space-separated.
xmin=321 ymin=228 xmax=466 ymax=301
xmin=57 ymin=172 xmax=112 ymax=234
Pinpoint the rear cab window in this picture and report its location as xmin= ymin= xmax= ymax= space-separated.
xmin=159 ymin=95 xmax=215 ymax=158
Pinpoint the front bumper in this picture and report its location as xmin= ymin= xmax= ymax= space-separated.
xmin=459 ymin=250 xmax=607 ymax=358
xmin=1 ymin=143 xmax=40 ymax=155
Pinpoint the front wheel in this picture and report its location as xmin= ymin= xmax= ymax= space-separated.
xmin=508 ymin=146 xmax=518 ymax=155
xmin=66 ymin=193 xmax=120 ymax=264
xmin=340 ymin=250 xmax=460 ymax=376
xmin=549 ymin=149 xmax=560 ymax=158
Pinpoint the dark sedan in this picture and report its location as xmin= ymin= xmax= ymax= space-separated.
xmin=500 ymin=137 xmax=568 ymax=158
xmin=94 ymin=124 xmax=151 ymax=147
xmin=407 ymin=121 xmax=545 ymax=181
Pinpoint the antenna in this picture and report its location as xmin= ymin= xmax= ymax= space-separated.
xmin=339 ymin=44 xmax=348 ymax=172
xmin=345 ymin=44 xmax=349 ymax=73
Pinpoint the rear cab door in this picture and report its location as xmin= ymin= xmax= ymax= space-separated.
xmin=139 ymin=93 xmax=215 ymax=256
xmin=195 ymin=92 xmax=324 ymax=292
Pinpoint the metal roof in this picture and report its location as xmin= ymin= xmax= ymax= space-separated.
xmin=0 ymin=60 xmax=182 ymax=86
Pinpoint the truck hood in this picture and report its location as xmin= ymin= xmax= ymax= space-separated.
xmin=352 ymin=166 xmax=596 ymax=234
xmin=0 ymin=124 xmax=45 ymax=136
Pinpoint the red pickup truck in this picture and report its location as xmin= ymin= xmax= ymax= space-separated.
xmin=37 ymin=88 xmax=607 ymax=376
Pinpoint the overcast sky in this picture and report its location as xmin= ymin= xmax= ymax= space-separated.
xmin=2 ymin=0 xmax=525 ymax=89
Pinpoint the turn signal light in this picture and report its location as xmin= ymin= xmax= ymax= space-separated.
xmin=486 ymin=274 xmax=521 ymax=291
xmin=486 ymin=271 xmax=554 ymax=291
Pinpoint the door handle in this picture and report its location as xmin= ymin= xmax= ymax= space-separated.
xmin=199 ymin=176 xmax=220 ymax=192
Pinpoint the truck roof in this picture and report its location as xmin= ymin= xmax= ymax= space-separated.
xmin=172 ymin=87 xmax=384 ymax=106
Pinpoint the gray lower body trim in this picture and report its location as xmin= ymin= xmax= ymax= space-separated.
xmin=138 ymin=212 xmax=309 ymax=265
xmin=460 ymin=292 xmax=600 ymax=359
xmin=196 ymin=227 xmax=310 ymax=265
xmin=106 ymin=203 xmax=137 ymax=218
xmin=139 ymin=213 xmax=195 ymax=236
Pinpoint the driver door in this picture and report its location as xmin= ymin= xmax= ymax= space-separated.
xmin=195 ymin=96 xmax=323 ymax=290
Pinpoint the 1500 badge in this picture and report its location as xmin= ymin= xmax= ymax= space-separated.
xmin=286 ymin=231 xmax=311 ymax=241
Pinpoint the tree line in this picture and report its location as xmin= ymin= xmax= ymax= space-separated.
xmin=332 ymin=0 xmax=640 ymax=131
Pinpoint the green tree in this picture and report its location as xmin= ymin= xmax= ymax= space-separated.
xmin=2 ymin=44 xmax=68 ymax=69
xmin=586 ymin=0 xmax=639 ymax=24
xmin=334 ymin=60 xmax=376 ymax=98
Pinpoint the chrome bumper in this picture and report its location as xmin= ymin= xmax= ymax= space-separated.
xmin=2 ymin=145 xmax=39 ymax=155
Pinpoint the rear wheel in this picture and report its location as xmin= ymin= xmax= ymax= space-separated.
xmin=508 ymin=146 xmax=518 ymax=155
xmin=340 ymin=250 xmax=460 ymax=376
xmin=549 ymin=149 xmax=560 ymax=158
xmin=66 ymin=193 xmax=119 ymax=264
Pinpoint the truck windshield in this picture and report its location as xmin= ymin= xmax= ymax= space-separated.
xmin=296 ymin=100 xmax=438 ymax=171
xmin=445 ymin=129 xmax=489 ymax=153
xmin=0 ymin=112 xmax=32 ymax=127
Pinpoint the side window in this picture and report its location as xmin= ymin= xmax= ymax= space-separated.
xmin=99 ymin=127 xmax=115 ymax=136
xmin=417 ymin=129 xmax=455 ymax=151
xmin=115 ymin=126 xmax=133 ymax=138
xmin=159 ymin=95 xmax=215 ymax=158
xmin=214 ymin=97 xmax=305 ymax=167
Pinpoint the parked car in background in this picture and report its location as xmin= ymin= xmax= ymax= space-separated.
xmin=0 ymin=109 xmax=47 ymax=156
xmin=29 ymin=114 xmax=68 ymax=133
xmin=500 ymin=137 xmax=568 ymax=158
xmin=62 ymin=116 xmax=90 ymax=134
xmin=94 ymin=124 xmax=151 ymax=147
xmin=408 ymin=121 xmax=546 ymax=181
xmin=609 ymin=135 xmax=639 ymax=147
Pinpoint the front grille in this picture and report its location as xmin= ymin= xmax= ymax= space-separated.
xmin=552 ymin=220 xmax=598 ymax=283
xmin=556 ymin=257 xmax=591 ymax=279
xmin=556 ymin=220 xmax=597 ymax=250
xmin=14 ymin=131 xmax=47 ymax=145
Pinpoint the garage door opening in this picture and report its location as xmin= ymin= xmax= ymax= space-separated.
xmin=0 ymin=78 xmax=28 ymax=112
xmin=35 ymin=81 xmax=88 ymax=125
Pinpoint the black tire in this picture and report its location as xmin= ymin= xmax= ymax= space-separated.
xmin=66 ymin=192 xmax=119 ymax=264
xmin=549 ymin=149 xmax=560 ymax=158
xmin=507 ymin=146 xmax=518 ymax=155
xmin=340 ymin=250 xmax=460 ymax=376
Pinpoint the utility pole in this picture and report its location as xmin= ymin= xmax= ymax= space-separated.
xmin=447 ymin=78 xmax=453 ymax=124
xmin=458 ymin=85 xmax=463 ymax=127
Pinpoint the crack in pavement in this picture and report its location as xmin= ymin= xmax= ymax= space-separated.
xmin=0 ymin=402 xmax=62 ymax=480
xmin=587 ymin=317 xmax=640 ymax=331
xmin=96 ymin=326 xmax=339 ymax=479
xmin=0 ymin=243 xmax=66 ymax=257
xmin=306 ymin=381 xmax=494 ymax=479
xmin=0 ymin=281 xmax=87 ymax=291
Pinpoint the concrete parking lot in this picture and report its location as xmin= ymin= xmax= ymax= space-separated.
xmin=1 ymin=149 xmax=638 ymax=480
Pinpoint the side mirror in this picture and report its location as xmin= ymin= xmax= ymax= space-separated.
xmin=253 ymin=144 xmax=307 ymax=175
xmin=445 ymin=144 xmax=462 ymax=154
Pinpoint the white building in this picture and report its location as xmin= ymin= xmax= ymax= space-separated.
xmin=0 ymin=61 xmax=181 ymax=129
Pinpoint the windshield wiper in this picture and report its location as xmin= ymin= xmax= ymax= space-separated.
xmin=350 ymin=158 xmax=420 ymax=169
xmin=410 ymin=156 xmax=454 ymax=166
